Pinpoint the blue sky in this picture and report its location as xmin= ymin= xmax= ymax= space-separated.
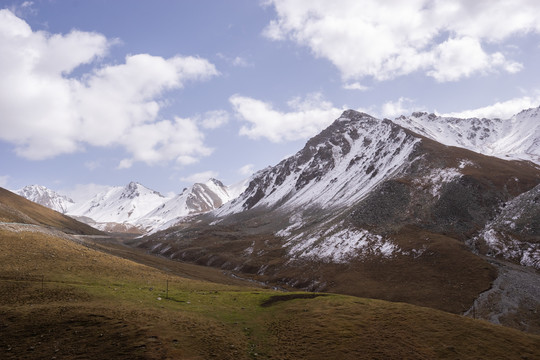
xmin=1 ymin=0 xmax=540 ymax=200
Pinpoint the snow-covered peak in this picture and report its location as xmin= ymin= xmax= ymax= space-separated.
xmin=393 ymin=105 xmax=540 ymax=164
xmin=139 ymin=178 xmax=238 ymax=233
xmin=215 ymin=110 xmax=420 ymax=216
xmin=68 ymin=182 xmax=168 ymax=224
xmin=16 ymin=184 xmax=74 ymax=214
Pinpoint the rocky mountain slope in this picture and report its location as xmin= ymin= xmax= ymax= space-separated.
xmin=15 ymin=185 xmax=75 ymax=214
xmin=137 ymin=108 xmax=540 ymax=332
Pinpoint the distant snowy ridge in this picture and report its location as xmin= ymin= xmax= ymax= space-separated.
xmin=68 ymin=181 xmax=169 ymax=227
xmin=16 ymin=185 xmax=74 ymax=214
xmin=393 ymin=106 xmax=540 ymax=164
xmin=139 ymin=178 xmax=246 ymax=233
xmin=16 ymin=179 xmax=248 ymax=233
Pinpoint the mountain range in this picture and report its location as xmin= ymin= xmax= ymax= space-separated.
xmin=14 ymin=106 xmax=540 ymax=333
xmin=16 ymin=179 xmax=248 ymax=234
xmin=134 ymin=106 xmax=540 ymax=333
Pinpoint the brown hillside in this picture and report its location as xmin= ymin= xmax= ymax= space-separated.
xmin=1 ymin=227 xmax=539 ymax=359
xmin=0 ymin=187 xmax=102 ymax=235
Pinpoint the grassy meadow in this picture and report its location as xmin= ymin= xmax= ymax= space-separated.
xmin=1 ymin=227 xmax=539 ymax=359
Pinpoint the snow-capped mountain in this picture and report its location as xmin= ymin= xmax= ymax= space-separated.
xmin=208 ymin=109 xmax=540 ymax=264
xmin=215 ymin=110 xmax=419 ymax=216
xmin=139 ymin=108 xmax=540 ymax=323
xmin=393 ymin=106 xmax=540 ymax=164
xmin=16 ymin=179 xmax=248 ymax=234
xmin=15 ymin=185 xmax=74 ymax=214
xmin=68 ymin=182 xmax=168 ymax=228
xmin=139 ymin=178 xmax=244 ymax=233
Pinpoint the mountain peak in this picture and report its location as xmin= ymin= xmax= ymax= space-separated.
xmin=121 ymin=181 xmax=141 ymax=199
xmin=16 ymin=184 xmax=74 ymax=214
xmin=206 ymin=178 xmax=225 ymax=187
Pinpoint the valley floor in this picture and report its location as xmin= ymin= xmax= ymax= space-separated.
xmin=1 ymin=225 xmax=539 ymax=359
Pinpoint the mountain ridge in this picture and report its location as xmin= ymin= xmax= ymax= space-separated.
xmin=17 ymin=178 xmax=249 ymax=234
xmin=136 ymin=107 xmax=540 ymax=333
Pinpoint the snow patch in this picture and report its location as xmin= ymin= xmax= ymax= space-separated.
xmin=286 ymin=223 xmax=399 ymax=263
xmin=413 ymin=167 xmax=461 ymax=197
xmin=474 ymin=228 xmax=540 ymax=269
xmin=275 ymin=213 xmax=305 ymax=237
xmin=459 ymin=159 xmax=475 ymax=169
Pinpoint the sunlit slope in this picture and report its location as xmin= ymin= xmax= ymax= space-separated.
xmin=0 ymin=187 xmax=102 ymax=235
xmin=0 ymin=226 xmax=538 ymax=359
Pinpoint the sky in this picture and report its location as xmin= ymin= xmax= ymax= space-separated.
xmin=1 ymin=0 xmax=540 ymax=201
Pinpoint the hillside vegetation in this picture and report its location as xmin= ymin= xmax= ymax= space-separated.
xmin=1 ymin=225 xmax=539 ymax=359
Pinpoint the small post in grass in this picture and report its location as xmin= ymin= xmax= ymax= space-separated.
xmin=166 ymin=279 xmax=169 ymax=299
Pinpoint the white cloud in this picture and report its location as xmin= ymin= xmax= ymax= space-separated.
xmin=180 ymin=171 xmax=219 ymax=184
xmin=231 ymin=92 xmax=344 ymax=142
xmin=201 ymin=110 xmax=229 ymax=129
xmin=0 ymin=9 xmax=218 ymax=167
xmin=381 ymin=97 xmax=425 ymax=118
xmin=263 ymin=0 xmax=540 ymax=82
xmin=0 ymin=175 xmax=10 ymax=188
xmin=117 ymin=116 xmax=212 ymax=168
xmin=238 ymin=164 xmax=255 ymax=176
xmin=441 ymin=95 xmax=540 ymax=119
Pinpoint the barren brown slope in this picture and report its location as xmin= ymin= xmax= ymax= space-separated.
xmin=0 ymin=187 xmax=102 ymax=235
xmin=1 ymin=225 xmax=539 ymax=359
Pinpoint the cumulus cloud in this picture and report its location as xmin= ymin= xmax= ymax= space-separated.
xmin=230 ymin=93 xmax=344 ymax=142
xmin=263 ymin=0 xmax=540 ymax=82
xmin=180 ymin=171 xmax=219 ymax=183
xmin=441 ymin=95 xmax=540 ymax=119
xmin=117 ymin=117 xmax=212 ymax=169
xmin=0 ymin=9 xmax=218 ymax=167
